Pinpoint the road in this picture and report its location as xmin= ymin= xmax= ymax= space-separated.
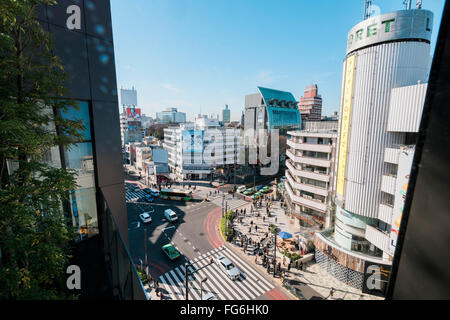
xmin=124 ymin=174 xmax=292 ymax=300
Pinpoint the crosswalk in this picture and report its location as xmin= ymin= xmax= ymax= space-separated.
xmin=158 ymin=245 xmax=274 ymax=300
xmin=125 ymin=189 xmax=148 ymax=202
xmin=211 ymin=198 xmax=248 ymax=211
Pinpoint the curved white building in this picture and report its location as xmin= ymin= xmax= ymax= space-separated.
xmin=315 ymin=8 xmax=434 ymax=292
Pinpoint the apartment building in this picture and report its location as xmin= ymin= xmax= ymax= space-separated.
xmin=285 ymin=121 xmax=338 ymax=232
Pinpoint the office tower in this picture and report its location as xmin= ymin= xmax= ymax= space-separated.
xmin=298 ymin=84 xmax=323 ymax=121
xmin=222 ymin=104 xmax=231 ymax=124
xmin=156 ymin=107 xmax=187 ymax=124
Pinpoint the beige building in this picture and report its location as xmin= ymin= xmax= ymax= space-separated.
xmin=285 ymin=121 xmax=338 ymax=232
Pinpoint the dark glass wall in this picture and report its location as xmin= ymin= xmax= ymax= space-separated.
xmin=387 ymin=0 xmax=450 ymax=300
xmin=36 ymin=0 xmax=145 ymax=299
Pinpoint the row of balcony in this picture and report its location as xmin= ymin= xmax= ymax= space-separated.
xmin=286 ymin=150 xmax=331 ymax=168
xmin=287 ymin=139 xmax=333 ymax=154
xmin=285 ymin=160 xmax=330 ymax=182
xmin=286 ymin=171 xmax=328 ymax=197
xmin=285 ymin=180 xmax=327 ymax=213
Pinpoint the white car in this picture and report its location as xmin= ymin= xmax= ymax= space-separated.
xmin=139 ymin=213 xmax=152 ymax=224
xmin=215 ymin=255 xmax=240 ymax=281
xmin=237 ymin=185 xmax=246 ymax=193
xmin=134 ymin=185 xmax=141 ymax=192
xmin=164 ymin=209 xmax=178 ymax=222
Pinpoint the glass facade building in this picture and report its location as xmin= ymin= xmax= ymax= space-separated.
xmin=35 ymin=0 xmax=146 ymax=299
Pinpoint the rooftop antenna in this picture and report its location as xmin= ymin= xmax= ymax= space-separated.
xmin=403 ymin=0 xmax=412 ymax=9
xmin=416 ymin=0 xmax=422 ymax=9
xmin=364 ymin=0 xmax=372 ymax=20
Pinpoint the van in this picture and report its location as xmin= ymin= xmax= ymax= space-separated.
xmin=164 ymin=209 xmax=178 ymax=222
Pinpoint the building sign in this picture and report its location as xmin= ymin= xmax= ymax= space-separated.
xmin=389 ymin=148 xmax=415 ymax=255
xmin=346 ymin=10 xmax=433 ymax=54
xmin=336 ymin=54 xmax=356 ymax=197
xmin=126 ymin=107 xmax=141 ymax=119
xmin=182 ymin=130 xmax=204 ymax=153
xmin=362 ymin=261 xmax=392 ymax=297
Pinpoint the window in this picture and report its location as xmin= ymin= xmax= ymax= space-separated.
xmin=60 ymin=101 xmax=98 ymax=241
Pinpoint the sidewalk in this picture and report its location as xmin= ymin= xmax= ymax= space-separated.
xmin=228 ymin=197 xmax=382 ymax=300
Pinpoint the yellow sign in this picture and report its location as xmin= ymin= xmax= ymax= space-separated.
xmin=336 ymin=54 xmax=356 ymax=197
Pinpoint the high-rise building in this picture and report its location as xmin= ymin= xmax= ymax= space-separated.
xmin=298 ymin=84 xmax=322 ymax=121
xmin=34 ymin=0 xmax=145 ymax=299
xmin=156 ymin=107 xmax=186 ymax=124
xmin=314 ymin=7 xmax=434 ymax=294
xmin=222 ymin=104 xmax=231 ymax=124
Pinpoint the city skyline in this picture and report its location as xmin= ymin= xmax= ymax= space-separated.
xmin=110 ymin=0 xmax=445 ymax=122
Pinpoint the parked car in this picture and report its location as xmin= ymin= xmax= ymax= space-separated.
xmin=255 ymin=185 xmax=263 ymax=191
xmin=161 ymin=244 xmax=180 ymax=260
xmin=143 ymin=188 xmax=152 ymax=194
xmin=144 ymin=195 xmax=154 ymax=203
xmin=243 ymin=188 xmax=255 ymax=195
xmin=164 ymin=209 xmax=178 ymax=222
xmin=133 ymin=185 xmax=141 ymax=192
xmin=251 ymin=192 xmax=263 ymax=199
xmin=139 ymin=212 xmax=152 ymax=224
xmin=279 ymin=176 xmax=287 ymax=182
xmin=150 ymin=189 xmax=160 ymax=197
xmin=215 ymin=255 xmax=240 ymax=281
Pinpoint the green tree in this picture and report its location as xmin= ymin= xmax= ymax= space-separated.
xmin=0 ymin=0 xmax=84 ymax=299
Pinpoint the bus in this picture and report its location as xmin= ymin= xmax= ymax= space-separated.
xmin=160 ymin=189 xmax=193 ymax=201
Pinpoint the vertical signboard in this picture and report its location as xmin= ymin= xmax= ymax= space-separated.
xmin=389 ymin=148 xmax=415 ymax=254
xmin=362 ymin=261 xmax=392 ymax=297
xmin=336 ymin=54 xmax=356 ymax=197
xmin=182 ymin=130 xmax=204 ymax=153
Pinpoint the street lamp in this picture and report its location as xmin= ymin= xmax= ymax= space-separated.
xmin=200 ymin=277 xmax=208 ymax=300
xmin=185 ymin=262 xmax=190 ymax=300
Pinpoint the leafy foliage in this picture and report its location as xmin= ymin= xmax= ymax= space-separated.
xmin=0 ymin=0 xmax=84 ymax=299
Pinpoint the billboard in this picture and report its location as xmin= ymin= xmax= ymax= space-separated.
xmin=389 ymin=148 xmax=415 ymax=254
xmin=126 ymin=107 xmax=141 ymax=119
xmin=362 ymin=260 xmax=392 ymax=297
xmin=182 ymin=130 xmax=204 ymax=153
xmin=336 ymin=54 xmax=356 ymax=197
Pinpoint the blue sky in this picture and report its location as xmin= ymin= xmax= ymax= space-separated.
xmin=110 ymin=0 xmax=445 ymax=121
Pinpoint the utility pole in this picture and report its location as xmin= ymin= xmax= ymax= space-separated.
xmin=273 ymin=230 xmax=277 ymax=276
xmin=225 ymin=201 xmax=228 ymax=240
xmin=185 ymin=262 xmax=189 ymax=300
xmin=200 ymin=277 xmax=208 ymax=300
xmin=144 ymin=227 xmax=148 ymax=272
xmin=222 ymin=176 xmax=225 ymax=217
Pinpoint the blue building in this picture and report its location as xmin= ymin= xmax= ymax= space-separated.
xmin=244 ymin=87 xmax=301 ymax=133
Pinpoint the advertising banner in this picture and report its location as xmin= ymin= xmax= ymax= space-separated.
xmin=336 ymin=54 xmax=356 ymax=197
xmin=182 ymin=130 xmax=204 ymax=153
xmin=126 ymin=107 xmax=141 ymax=119
xmin=362 ymin=260 xmax=392 ymax=297
xmin=389 ymin=148 xmax=415 ymax=255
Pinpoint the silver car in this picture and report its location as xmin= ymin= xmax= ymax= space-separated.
xmin=215 ymin=255 xmax=240 ymax=281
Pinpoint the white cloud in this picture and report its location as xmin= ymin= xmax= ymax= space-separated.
xmin=253 ymin=71 xmax=288 ymax=86
xmin=161 ymin=83 xmax=181 ymax=93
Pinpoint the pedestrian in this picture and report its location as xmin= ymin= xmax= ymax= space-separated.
xmin=255 ymin=225 xmax=258 ymax=232
xmin=275 ymin=217 xmax=278 ymax=224
xmin=249 ymin=226 xmax=252 ymax=233
xmin=299 ymin=261 xmax=303 ymax=271
xmin=288 ymin=262 xmax=292 ymax=271
xmin=283 ymin=256 xmax=286 ymax=266
xmin=263 ymin=216 xmax=265 ymax=222
xmin=250 ymin=220 xmax=253 ymax=226
xmin=155 ymin=286 xmax=160 ymax=297
xmin=254 ymin=256 xmax=258 ymax=264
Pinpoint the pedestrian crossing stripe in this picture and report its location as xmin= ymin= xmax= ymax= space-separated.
xmin=158 ymin=245 xmax=274 ymax=300
xmin=212 ymin=198 xmax=248 ymax=211
xmin=125 ymin=189 xmax=148 ymax=202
